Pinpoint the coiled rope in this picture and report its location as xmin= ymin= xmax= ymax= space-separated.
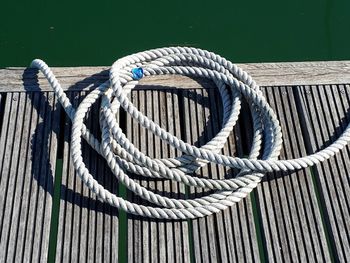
xmin=30 ymin=47 xmax=350 ymax=220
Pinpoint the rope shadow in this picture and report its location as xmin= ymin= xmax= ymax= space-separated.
xmin=22 ymin=68 xmax=226 ymax=218
xmin=22 ymin=67 xmax=118 ymax=216
xmin=21 ymin=68 xmax=350 ymax=221
xmin=20 ymin=67 xmax=277 ymax=222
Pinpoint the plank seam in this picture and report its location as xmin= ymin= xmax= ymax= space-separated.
xmin=47 ymin=100 xmax=66 ymax=263
xmin=118 ymin=108 xmax=128 ymax=263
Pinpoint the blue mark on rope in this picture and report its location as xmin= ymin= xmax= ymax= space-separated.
xmin=132 ymin=67 xmax=144 ymax=80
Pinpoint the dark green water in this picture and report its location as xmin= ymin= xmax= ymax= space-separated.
xmin=1 ymin=0 xmax=350 ymax=68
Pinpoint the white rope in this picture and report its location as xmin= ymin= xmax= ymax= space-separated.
xmin=30 ymin=47 xmax=350 ymax=219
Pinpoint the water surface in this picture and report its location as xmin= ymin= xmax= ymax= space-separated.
xmin=1 ymin=0 xmax=349 ymax=67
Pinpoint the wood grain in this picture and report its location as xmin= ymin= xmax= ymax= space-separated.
xmin=126 ymin=86 xmax=191 ymax=263
xmin=55 ymin=91 xmax=119 ymax=262
xmin=295 ymin=84 xmax=350 ymax=262
xmin=249 ymin=87 xmax=332 ymax=262
xmin=0 ymin=61 xmax=350 ymax=262
xmin=0 ymin=91 xmax=60 ymax=262
xmin=1 ymin=60 xmax=350 ymax=92
xmin=182 ymin=87 xmax=260 ymax=262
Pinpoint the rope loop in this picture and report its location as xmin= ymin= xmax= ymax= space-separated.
xmin=30 ymin=47 xmax=350 ymax=219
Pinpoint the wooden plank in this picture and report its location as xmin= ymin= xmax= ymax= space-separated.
xmin=182 ymin=87 xmax=260 ymax=262
xmin=251 ymin=86 xmax=331 ymax=262
xmin=55 ymin=91 xmax=119 ymax=262
xmin=126 ymin=88 xmax=190 ymax=262
xmin=296 ymin=84 xmax=350 ymax=262
xmin=0 ymin=93 xmax=14 ymax=230
xmin=0 ymin=92 xmax=23 ymax=262
xmin=126 ymin=90 xmax=142 ymax=262
xmin=0 ymin=93 xmax=3 ymax=138
xmin=13 ymin=92 xmax=41 ymax=262
xmin=5 ymin=93 xmax=32 ymax=261
xmin=185 ymin=88 xmax=216 ymax=262
xmin=27 ymin=91 xmax=60 ymax=262
xmin=0 ymin=91 xmax=61 ymax=262
xmin=1 ymin=60 xmax=350 ymax=92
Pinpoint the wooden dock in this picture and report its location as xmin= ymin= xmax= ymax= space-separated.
xmin=0 ymin=61 xmax=350 ymax=262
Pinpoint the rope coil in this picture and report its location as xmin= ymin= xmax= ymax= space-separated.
xmin=30 ymin=47 xmax=350 ymax=219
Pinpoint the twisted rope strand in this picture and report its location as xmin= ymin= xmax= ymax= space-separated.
xmin=30 ymin=47 xmax=350 ymax=219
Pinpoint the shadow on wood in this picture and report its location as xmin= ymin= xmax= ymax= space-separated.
xmin=22 ymin=68 xmax=118 ymax=216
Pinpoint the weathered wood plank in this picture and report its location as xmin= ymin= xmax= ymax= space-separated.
xmin=296 ymin=84 xmax=350 ymax=262
xmin=0 ymin=94 xmax=3 ymax=138
xmin=182 ymin=87 xmax=260 ymax=262
xmin=0 ymin=93 xmax=17 ymax=236
xmin=55 ymin=91 xmax=119 ymax=262
xmin=0 ymin=91 xmax=61 ymax=262
xmin=6 ymin=93 xmax=34 ymax=262
xmin=0 ymin=92 xmax=24 ymax=262
xmin=55 ymin=91 xmax=78 ymax=261
xmin=251 ymin=86 xmax=331 ymax=262
xmin=126 ymin=88 xmax=190 ymax=263
xmin=15 ymin=92 xmax=42 ymax=262
xmin=1 ymin=60 xmax=350 ymax=92
xmin=126 ymin=90 xmax=142 ymax=262
xmin=185 ymin=88 xmax=217 ymax=262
